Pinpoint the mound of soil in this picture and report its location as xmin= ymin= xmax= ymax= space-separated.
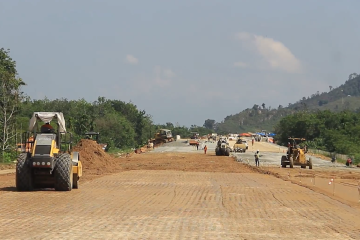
xmin=73 ymin=139 xmax=122 ymax=177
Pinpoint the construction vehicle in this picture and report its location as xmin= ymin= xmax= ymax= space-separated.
xmin=188 ymin=139 xmax=200 ymax=146
xmin=154 ymin=129 xmax=174 ymax=143
xmin=281 ymin=137 xmax=312 ymax=169
xmin=209 ymin=133 xmax=217 ymax=141
xmin=233 ymin=138 xmax=247 ymax=153
xmin=84 ymin=132 xmax=107 ymax=151
xmin=190 ymin=132 xmax=199 ymax=139
xmin=215 ymin=137 xmax=231 ymax=156
xmin=84 ymin=131 xmax=100 ymax=143
xmin=16 ymin=112 xmax=82 ymax=191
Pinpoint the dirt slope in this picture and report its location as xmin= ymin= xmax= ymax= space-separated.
xmin=72 ymin=139 xmax=122 ymax=179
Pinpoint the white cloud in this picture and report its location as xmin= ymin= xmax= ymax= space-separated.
xmin=129 ymin=66 xmax=175 ymax=94
xmin=163 ymin=69 xmax=175 ymax=78
xmin=125 ymin=54 xmax=139 ymax=64
xmin=236 ymin=32 xmax=251 ymax=41
xmin=233 ymin=61 xmax=248 ymax=68
xmin=154 ymin=66 xmax=175 ymax=87
xmin=236 ymin=32 xmax=302 ymax=73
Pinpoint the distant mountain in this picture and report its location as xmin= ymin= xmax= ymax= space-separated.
xmin=212 ymin=73 xmax=360 ymax=134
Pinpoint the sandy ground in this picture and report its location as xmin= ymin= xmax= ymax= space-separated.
xmin=1 ymin=140 xmax=360 ymax=239
xmin=152 ymin=140 xmax=360 ymax=207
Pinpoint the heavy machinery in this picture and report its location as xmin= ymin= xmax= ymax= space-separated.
xmin=233 ymin=138 xmax=247 ymax=153
xmin=16 ymin=112 xmax=82 ymax=191
xmin=154 ymin=129 xmax=174 ymax=143
xmin=190 ymin=132 xmax=199 ymax=139
xmin=281 ymin=137 xmax=312 ymax=169
xmin=84 ymin=131 xmax=100 ymax=143
xmin=215 ymin=137 xmax=231 ymax=156
xmin=188 ymin=139 xmax=200 ymax=146
xmin=209 ymin=133 xmax=218 ymax=141
xmin=84 ymin=132 xmax=107 ymax=151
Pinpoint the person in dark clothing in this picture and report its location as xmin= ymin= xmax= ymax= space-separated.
xmin=41 ymin=122 xmax=54 ymax=133
xmin=254 ymin=150 xmax=260 ymax=167
xmin=196 ymin=143 xmax=199 ymax=150
xmin=331 ymin=154 xmax=336 ymax=163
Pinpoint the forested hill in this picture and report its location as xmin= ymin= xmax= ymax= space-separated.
xmin=212 ymin=73 xmax=360 ymax=134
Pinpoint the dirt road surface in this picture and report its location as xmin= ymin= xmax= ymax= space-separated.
xmin=1 ymin=141 xmax=360 ymax=239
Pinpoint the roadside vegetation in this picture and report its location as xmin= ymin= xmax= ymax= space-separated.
xmin=0 ymin=48 xmax=213 ymax=162
xmin=274 ymin=110 xmax=360 ymax=165
xmin=212 ymin=74 xmax=360 ymax=133
xmin=1 ymin=47 xmax=359 ymax=165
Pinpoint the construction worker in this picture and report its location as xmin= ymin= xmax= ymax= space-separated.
xmin=346 ymin=157 xmax=352 ymax=167
xmin=41 ymin=122 xmax=54 ymax=133
xmin=254 ymin=150 xmax=260 ymax=167
xmin=204 ymin=145 xmax=208 ymax=154
xmin=331 ymin=154 xmax=336 ymax=163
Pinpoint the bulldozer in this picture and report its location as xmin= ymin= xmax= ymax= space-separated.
xmin=154 ymin=129 xmax=174 ymax=143
xmin=281 ymin=137 xmax=312 ymax=169
xmin=16 ymin=112 xmax=82 ymax=191
xmin=215 ymin=137 xmax=231 ymax=156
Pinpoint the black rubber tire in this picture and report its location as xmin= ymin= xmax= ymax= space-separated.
xmin=308 ymin=158 xmax=313 ymax=169
xmin=215 ymin=147 xmax=220 ymax=156
xmin=281 ymin=156 xmax=287 ymax=168
xmin=54 ymin=153 xmax=73 ymax=191
xmin=16 ymin=153 xmax=33 ymax=191
xmin=225 ymin=149 xmax=230 ymax=156
xmin=289 ymin=157 xmax=294 ymax=168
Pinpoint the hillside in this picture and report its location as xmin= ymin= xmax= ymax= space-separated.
xmin=213 ymin=73 xmax=360 ymax=133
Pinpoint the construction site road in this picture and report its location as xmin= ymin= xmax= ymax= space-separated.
xmin=1 ymin=141 xmax=360 ymax=239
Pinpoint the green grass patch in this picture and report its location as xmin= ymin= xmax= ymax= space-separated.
xmin=107 ymin=147 xmax=134 ymax=157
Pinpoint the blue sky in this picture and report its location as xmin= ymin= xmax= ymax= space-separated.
xmin=1 ymin=0 xmax=359 ymax=126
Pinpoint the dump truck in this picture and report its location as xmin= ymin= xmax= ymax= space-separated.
xmin=16 ymin=112 xmax=82 ymax=191
xmin=233 ymin=138 xmax=247 ymax=153
xmin=281 ymin=137 xmax=312 ymax=169
xmin=188 ymin=139 xmax=200 ymax=146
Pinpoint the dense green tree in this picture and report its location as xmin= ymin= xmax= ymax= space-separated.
xmin=0 ymin=49 xmax=25 ymax=161
xmin=203 ymin=119 xmax=216 ymax=130
xmin=274 ymin=110 xmax=360 ymax=164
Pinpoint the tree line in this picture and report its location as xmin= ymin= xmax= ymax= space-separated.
xmin=274 ymin=110 xmax=360 ymax=164
xmin=0 ymin=48 xmax=214 ymax=162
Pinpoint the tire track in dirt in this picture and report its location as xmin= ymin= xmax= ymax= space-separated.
xmin=1 ymin=169 xmax=360 ymax=239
